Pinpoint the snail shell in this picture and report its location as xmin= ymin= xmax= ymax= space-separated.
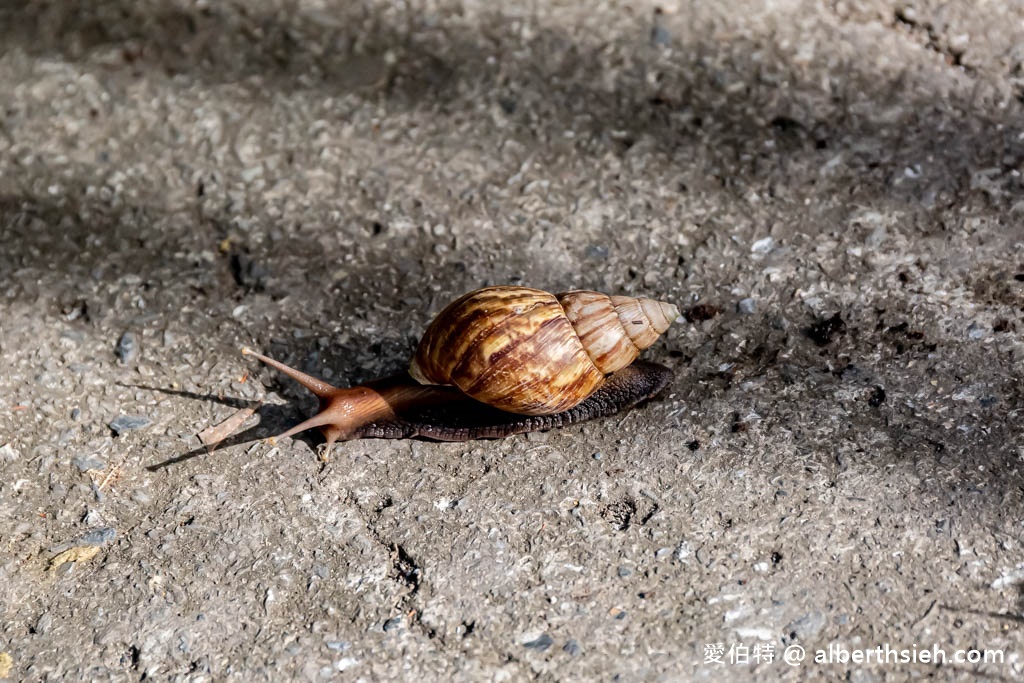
xmin=408 ymin=286 xmax=679 ymax=415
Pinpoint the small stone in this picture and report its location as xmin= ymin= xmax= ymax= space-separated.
xmin=79 ymin=527 xmax=117 ymax=546
xmin=737 ymin=298 xmax=756 ymax=314
xmin=34 ymin=612 xmax=53 ymax=635
xmin=72 ymin=455 xmax=105 ymax=472
xmin=585 ymin=245 xmax=609 ymax=259
xmin=650 ymin=24 xmax=671 ymax=47
xmin=48 ymin=546 xmax=101 ymax=571
xmin=109 ymin=415 xmax=151 ymax=435
xmin=674 ymin=541 xmax=693 ymax=562
xmin=0 ymin=443 xmax=19 ymax=463
xmin=49 ymin=477 xmax=67 ymax=497
xmin=115 ymin=331 xmax=138 ymax=364
xmin=563 ymin=639 xmax=581 ymax=656
xmin=896 ymin=6 xmax=918 ymax=24
xmin=751 ymin=236 xmax=775 ymax=254
xmin=382 ymin=617 xmax=403 ymax=632
xmin=948 ymin=33 xmax=970 ymax=56
xmin=522 ymin=633 xmax=553 ymax=651
xmin=82 ymin=509 xmax=102 ymax=526
xmin=785 ymin=611 xmax=827 ymax=641
xmin=240 ymin=165 xmax=263 ymax=183
xmin=334 ymin=657 xmax=359 ymax=672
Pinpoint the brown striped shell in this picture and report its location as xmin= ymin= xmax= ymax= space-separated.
xmin=408 ymin=286 xmax=679 ymax=416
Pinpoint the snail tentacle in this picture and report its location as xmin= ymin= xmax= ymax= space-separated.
xmin=241 ymin=347 xmax=338 ymax=399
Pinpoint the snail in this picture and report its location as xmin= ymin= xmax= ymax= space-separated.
xmin=242 ymin=285 xmax=679 ymax=448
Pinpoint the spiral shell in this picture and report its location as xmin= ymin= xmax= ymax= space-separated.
xmin=408 ymin=286 xmax=678 ymax=416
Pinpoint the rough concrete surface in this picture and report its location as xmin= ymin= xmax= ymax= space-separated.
xmin=1 ymin=0 xmax=1023 ymax=680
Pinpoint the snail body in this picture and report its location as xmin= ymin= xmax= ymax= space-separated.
xmin=243 ymin=286 xmax=679 ymax=447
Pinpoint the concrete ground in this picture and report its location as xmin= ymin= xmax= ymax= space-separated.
xmin=1 ymin=0 xmax=1023 ymax=680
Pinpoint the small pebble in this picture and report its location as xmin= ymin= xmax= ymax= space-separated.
xmin=563 ymin=639 xmax=581 ymax=656
xmin=109 ymin=415 xmax=151 ymax=435
xmin=115 ymin=331 xmax=138 ymax=364
xmin=650 ymin=24 xmax=671 ymax=46
xmin=72 ymin=456 xmax=105 ymax=472
xmin=0 ymin=443 xmax=19 ymax=463
xmin=240 ymin=165 xmax=263 ymax=183
xmin=785 ymin=611 xmax=827 ymax=641
xmin=131 ymin=489 xmax=152 ymax=505
xmin=738 ymin=298 xmax=756 ymax=314
xmin=522 ymin=633 xmax=553 ymax=651
xmin=82 ymin=509 xmax=103 ymax=526
xmin=78 ymin=527 xmax=117 ymax=546
xmin=334 ymin=657 xmax=359 ymax=672
xmin=34 ymin=613 xmax=53 ymax=635
xmin=751 ymin=236 xmax=775 ymax=254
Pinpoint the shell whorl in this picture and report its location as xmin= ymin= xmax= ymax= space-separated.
xmin=409 ymin=286 xmax=678 ymax=416
xmin=557 ymin=291 xmax=679 ymax=374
